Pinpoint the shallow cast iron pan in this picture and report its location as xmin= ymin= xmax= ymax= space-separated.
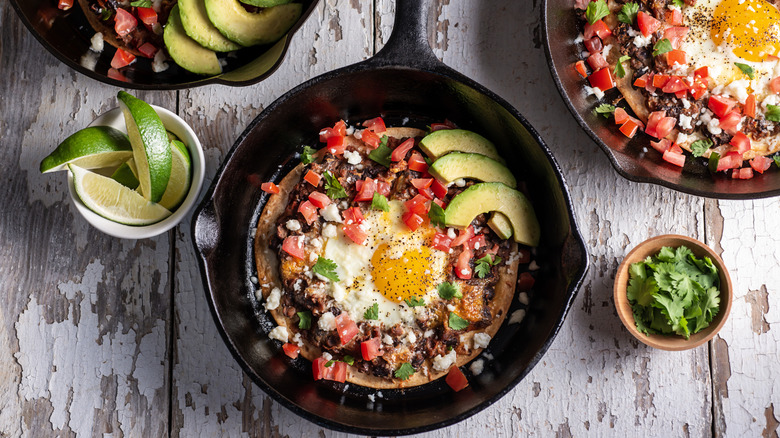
xmin=9 ymin=0 xmax=317 ymax=89
xmin=192 ymin=0 xmax=588 ymax=434
xmin=543 ymin=0 xmax=780 ymax=199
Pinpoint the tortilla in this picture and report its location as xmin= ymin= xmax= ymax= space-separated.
xmin=253 ymin=127 xmax=520 ymax=389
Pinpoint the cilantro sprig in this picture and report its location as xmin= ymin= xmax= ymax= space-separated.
xmin=437 ymin=282 xmax=462 ymax=300
xmin=449 ymin=312 xmax=469 ymax=331
xmin=766 ymin=104 xmax=780 ymax=122
xmin=594 ymin=103 xmax=616 ymax=118
xmin=368 ymin=135 xmax=392 ymax=167
xmin=585 ymin=0 xmax=609 ymax=24
xmin=297 ymin=311 xmax=312 ymax=329
xmin=130 ymin=0 xmax=152 ymax=7
xmin=652 ymin=39 xmax=673 ymax=57
xmin=735 ymin=63 xmax=755 ymax=79
xmin=690 ymin=139 xmax=713 ymax=157
xmin=428 ymin=202 xmax=446 ymax=227
xmin=312 ymin=256 xmax=340 ymax=282
xmin=300 ymin=145 xmax=317 ymax=165
xmin=326 ymin=355 xmax=355 ymax=367
xmin=474 ymin=254 xmax=502 ymax=279
xmin=671 ymin=0 xmax=684 ymax=7
xmin=371 ymin=193 xmax=390 ymax=211
xmin=774 ymin=155 xmax=780 ymax=168
xmin=394 ymin=363 xmax=415 ymax=380
xmin=405 ymin=296 xmax=425 ymax=307
xmin=614 ymin=55 xmax=631 ymax=78
xmin=617 ymin=2 xmax=639 ymax=24
xmin=364 ymin=302 xmax=379 ymax=320
xmin=626 ymin=245 xmax=721 ymax=339
xmin=323 ymin=171 xmax=346 ymax=199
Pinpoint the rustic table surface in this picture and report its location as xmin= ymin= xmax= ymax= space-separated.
xmin=2 ymin=0 xmax=779 ymax=437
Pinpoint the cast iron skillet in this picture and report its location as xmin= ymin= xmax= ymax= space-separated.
xmin=192 ymin=0 xmax=588 ymax=434
xmin=9 ymin=0 xmax=317 ymax=89
xmin=543 ymin=0 xmax=780 ymax=199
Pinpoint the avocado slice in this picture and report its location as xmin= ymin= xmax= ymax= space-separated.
xmin=164 ymin=5 xmax=222 ymax=75
xmin=240 ymin=0 xmax=293 ymax=6
xmin=487 ymin=212 xmax=513 ymax=240
xmin=419 ymin=129 xmax=503 ymax=163
xmin=429 ymin=152 xmax=517 ymax=187
xmin=179 ymin=0 xmax=242 ymax=52
xmin=444 ymin=182 xmax=540 ymax=246
xmin=205 ymin=0 xmax=302 ymax=47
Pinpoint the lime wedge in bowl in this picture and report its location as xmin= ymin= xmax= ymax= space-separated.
xmin=40 ymin=126 xmax=133 ymax=173
xmin=159 ymin=140 xmax=192 ymax=210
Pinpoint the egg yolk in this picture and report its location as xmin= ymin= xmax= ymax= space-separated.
xmin=712 ymin=0 xmax=780 ymax=62
xmin=371 ymin=243 xmax=437 ymax=303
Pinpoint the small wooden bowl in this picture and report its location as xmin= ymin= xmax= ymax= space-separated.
xmin=614 ymin=234 xmax=733 ymax=351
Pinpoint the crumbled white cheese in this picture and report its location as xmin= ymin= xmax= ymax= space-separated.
xmin=322 ymin=352 xmax=333 ymax=361
xmin=528 ymin=261 xmax=540 ymax=271
xmin=254 ymin=289 xmax=263 ymax=300
xmin=331 ymin=283 xmax=346 ymax=302
xmin=633 ymin=33 xmax=652 ymax=48
xmin=286 ymin=219 xmax=301 ymax=231
xmin=509 ymin=309 xmax=527 ymax=325
xmin=383 ymin=334 xmax=394 ymax=345
xmin=679 ymin=114 xmax=693 ymax=130
xmin=574 ymin=33 xmax=584 ymax=44
xmin=353 ymin=129 xmax=363 ymax=140
xmin=310 ymin=237 xmax=323 ymax=248
xmin=584 ymin=85 xmax=605 ymax=100
xmin=447 ymin=304 xmax=456 ymax=311
xmin=469 ymin=359 xmax=485 ymax=376
xmin=518 ymin=292 xmax=530 ymax=305
xmin=726 ymin=79 xmax=750 ymax=104
xmin=424 ymin=329 xmax=434 ymax=338
xmin=681 ymin=98 xmax=691 ymax=109
xmin=473 ymin=332 xmax=492 ymax=350
xmin=268 ymin=326 xmax=289 ymax=343
xmin=309 ymin=252 xmax=318 ymax=262
xmin=321 ymin=204 xmax=342 ymax=222
xmin=447 ymin=228 xmax=457 ymax=239
xmin=707 ymin=117 xmax=723 ymax=135
xmin=264 ymin=287 xmax=281 ymax=310
xmin=318 ymin=312 xmax=336 ymax=331
xmin=343 ymin=149 xmax=362 ymax=165
xmin=432 ymin=350 xmax=458 ymax=372
xmin=250 ymin=276 xmax=258 ymax=284
xmin=152 ymin=50 xmax=169 ymax=73
xmin=293 ymin=332 xmax=303 ymax=347
xmin=407 ymin=332 xmax=417 ymax=344
xmin=367 ymin=394 xmax=376 ymax=402
xmin=322 ymin=224 xmax=338 ymax=238
xmin=90 ymin=32 xmax=104 ymax=52
xmin=762 ymin=93 xmax=780 ymax=110
xmin=345 ymin=125 xmax=355 ymax=136
xmin=454 ymin=178 xmax=466 ymax=187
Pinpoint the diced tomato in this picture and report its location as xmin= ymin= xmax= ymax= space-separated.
xmin=718 ymin=111 xmax=742 ymax=135
xmin=363 ymin=117 xmax=387 ymax=133
xmin=411 ymin=178 xmax=433 ymax=190
xmin=326 ymin=136 xmax=345 ymax=155
xmin=107 ymin=68 xmax=127 ymax=81
xmin=319 ymin=120 xmax=346 ymax=143
xmin=614 ymin=107 xmax=629 ymax=124
xmin=361 ymin=337 xmax=383 ymax=361
xmin=744 ymin=94 xmax=756 ymax=118
xmin=768 ymin=55 xmax=780 ymax=62
xmin=312 ymin=358 xmax=327 ymax=380
xmin=732 ymin=167 xmax=754 ymax=179
xmin=645 ymin=111 xmax=677 ymax=139
xmin=431 ymin=179 xmax=448 ymax=199
xmin=408 ymin=151 xmax=429 ymax=173
xmin=771 ymin=77 xmax=780 ymax=94
xmin=729 ymin=132 xmax=751 ymax=154
xmin=429 ymin=120 xmax=458 ymax=131
xmin=587 ymin=52 xmax=609 ymax=71
xmin=517 ymin=272 xmax=535 ymax=291
xmin=690 ymin=77 xmax=708 ymax=100
xmin=652 ymin=74 xmax=670 ymax=88
xmin=402 ymin=211 xmax=425 ymax=231
xmin=637 ymin=11 xmax=661 ymax=37
xmin=466 ymin=235 xmax=486 ymax=251
xmin=361 ymin=129 xmax=381 ymax=149
xmin=433 ymin=198 xmax=446 ymax=209
xmin=304 ymin=170 xmax=321 ymax=187
xmin=662 ymin=76 xmax=688 ymax=94
xmin=575 ymin=60 xmax=588 ymax=78
xmin=110 ymin=48 xmax=136 ymax=69
xmin=583 ymin=36 xmax=603 ymax=54
xmin=650 ymin=138 xmax=671 ymax=153
xmin=583 ymin=19 xmax=612 ymax=40
xmin=136 ymin=7 xmax=157 ymax=27
xmin=666 ymin=50 xmax=687 ymax=67
xmin=391 ymin=138 xmax=415 ymax=162
xmin=669 ymin=143 xmax=683 ymax=155
xmin=137 ymin=42 xmax=157 ymax=58
xmin=451 ymin=226 xmax=475 ymax=247
xmin=708 ymin=95 xmax=738 ymax=118
xmin=404 ymin=194 xmax=430 ymax=216
xmin=663 ymin=26 xmax=689 ymax=49
xmin=312 ymin=358 xmax=347 ymax=382
xmin=308 ymin=192 xmax=331 ymax=209
xmin=619 ymin=118 xmax=641 ymax=138
xmin=282 ymin=236 xmax=305 ymax=260
xmin=633 ymin=73 xmax=649 ymax=88
xmin=664 ymin=8 xmax=683 ymax=26
xmin=343 ymin=206 xmax=364 ymax=224
xmin=57 ymin=0 xmax=74 ymax=10
xmin=343 ymin=223 xmax=368 ymax=245
xmin=261 ymin=182 xmax=280 ymax=194
xmin=716 ymin=152 xmax=743 ymax=171
xmin=282 ymin=343 xmax=300 ymax=359
xmin=694 ymin=66 xmax=709 ymax=79
xmin=298 ymin=200 xmax=319 ymax=225
xmin=662 ymin=149 xmax=686 ymax=167
xmin=455 ymin=249 xmax=473 ymax=279
xmin=588 ymin=68 xmax=615 ymax=92
xmin=445 ymin=366 xmax=469 ymax=392
xmin=335 ymin=313 xmax=359 ymax=345
xmin=750 ymin=156 xmax=772 ymax=174
xmin=431 ymin=232 xmax=453 ymax=251
xmin=354 ymin=178 xmax=376 ymax=202
xmin=114 ymin=8 xmax=137 ymax=37
xmin=376 ymin=180 xmax=391 ymax=196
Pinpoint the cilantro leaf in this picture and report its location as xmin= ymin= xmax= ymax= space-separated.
xmin=585 ymin=0 xmax=609 ymax=24
xmin=766 ymin=104 xmax=780 ymax=122
xmin=671 ymin=0 xmax=684 ymax=6
xmin=594 ymin=103 xmax=616 ymax=118
xmin=394 ymin=363 xmax=415 ymax=380
xmin=323 ymin=171 xmax=346 ymax=199
xmin=653 ymin=39 xmax=673 ymax=57
xmin=774 ymin=155 xmax=780 ymax=168
xmin=614 ymin=55 xmax=631 ymax=78
xmin=474 ymin=254 xmax=502 ymax=279
xmin=297 ymin=311 xmax=312 ymax=329
xmin=404 ymin=296 xmax=425 ymax=307
xmin=371 ymin=193 xmax=390 ymax=212
xmin=627 ymin=263 xmax=658 ymax=307
xmin=617 ymin=2 xmax=639 ymax=24
xmin=735 ymin=62 xmax=755 ymax=79
xmin=708 ymin=151 xmax=721 ymax=173
xmin=343 ymin=355 xmax=355 ymax=366
xmin=300 ymin=146 xmax=317 ymax=165
xmin=130 ymin=0 xmax=152 ymax=6
xmin=364 ymin=302 xmax=379 ymax=320
xmin=428 ymin=202 xmax=446 ymax=227
xmin=690 ymin=139 xmax=713 ymax=157
xmin=449 ymin=312 xmax=469 ymax=330
xmin=325 ymin=359 xmax=335 ymax=367
xmin=368 ymin=135 xmax=392 ymax=167
xmin=437 ymin=282 xmax=462 ymax=300
xmin=312 ymin=257 xmax=340 ymax=282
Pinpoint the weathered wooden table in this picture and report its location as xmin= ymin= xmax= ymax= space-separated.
xmin=2 ymin=0 xmax=779 ymax=436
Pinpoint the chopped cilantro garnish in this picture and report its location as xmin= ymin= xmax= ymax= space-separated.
xmin=766 ymin=104 xmax=780 ymax=122
xmin=368 ymin=135 xmax=392 ymax=167
xmin=300 ymin=145 xmax=317 ymax=165
xmin=130 ymin=0 xmax=152 ymax=7
xmin=428 ymin=202 xmax=446 ymax=227
xmin=437 ymin=282 xmax=462 ymax=300
xmin=312 ymin=257 xmax=340 ymax=282
xmin=394 ymin=363 xmax=415 ymax=380
xmin=735 ymin=63 xmax=755 ymax=79
xmin=774 ymin=155 xmax=780 ymax=168
xmin=323 ymin=171 xmax=346 ymax=199
xmin=585 ymin=0 xmax=609 ymax=24
xmin=614 ymin=55 xmax=631 ymax=78
xmin=690 ymin=139 xmax=713 ymax=157
xmin=627 ymin=245 xmax=721 ymax=339
xmin=100 ymin=8 xmax=112 ymax=20
xmin=474 ymin=254 xmax=502 ymax=279
xmin=364 ymin=302 xmax=379 ymax=320
xmin=652 ymin=39 xmax=673 ymax=57
xmin=594 ymin=103 xmax=616 ymax=118
xmin=371 ymin=193 xmax=390 ymax=212
xmin=671 ymin=0 xmax=684 ymax=7
xmin=325 ymin=359 xmax=335 ymax=367
xmin=617 ymin=2 xmax=639 ymax=24
xmin=449 ymin=312 xmax=469 ymax=330
xmin=708 ymin=151 xmax=721 ymax=173
xmin=297 ymin=311 xmax=312 ymax=329
xmin=343 ymin=355 xmax=355 ymax=366
xmin=405 ymin=296 xmax=425 ymax=307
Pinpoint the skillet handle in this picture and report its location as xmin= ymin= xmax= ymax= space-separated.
xmin=370 ymin=0 xmax=441 ymax=69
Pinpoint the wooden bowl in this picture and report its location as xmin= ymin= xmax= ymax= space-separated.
xmin=614 ymin=235 xmax=733 ymax=351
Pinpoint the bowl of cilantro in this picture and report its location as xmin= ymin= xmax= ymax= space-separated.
xmin=614 ymin=235 xmax=733 ymax=351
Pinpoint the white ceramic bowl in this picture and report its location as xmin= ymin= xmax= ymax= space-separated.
xmin=67 ymin=105 xmax=205 ymax=239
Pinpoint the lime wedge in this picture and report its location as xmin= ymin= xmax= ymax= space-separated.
xmin=40 ymin=126 xmax=132 ymax=173
xmin=69 ymin=164 xmax=171 ymax=225
xmin=159 ymin=140 xmax=192 ymax=210
xmin=111 ymin=160 xmax=140 ymax=189
xmin=117 ymin=91 xmax=172 ymax=203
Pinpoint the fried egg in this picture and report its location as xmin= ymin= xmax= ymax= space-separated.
xmin=322 ymin=200 xmax=449 ymax=326
xmin=682 ymin=0 xmax=780 ymax=103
